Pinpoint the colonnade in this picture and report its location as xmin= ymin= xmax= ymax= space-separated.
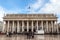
xmin=2 ymin=20 xmax=59 ymax=34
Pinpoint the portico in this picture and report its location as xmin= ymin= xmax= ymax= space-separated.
xmin=2 ymin=14 xmax=59 ymax=34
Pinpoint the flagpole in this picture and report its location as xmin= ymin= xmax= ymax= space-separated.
xmin=27 ymin=6 xmax=31 ymax=13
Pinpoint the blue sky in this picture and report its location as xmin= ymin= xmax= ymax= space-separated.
xmin=0 ymin=0 xmax=60 ymax=23
xmin=0 ymin=0 xmax=36 ymax=10
xmin=0 ymin=0 xmax=50 ymax=13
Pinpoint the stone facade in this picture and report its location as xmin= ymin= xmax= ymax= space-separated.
xmin=2 ymin=14 xmax=59 ymax=34
xmin=0 ymin=21 xmax=3 ymax=32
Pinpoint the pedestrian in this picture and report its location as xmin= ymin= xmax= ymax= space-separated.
xmin=32 ymin=32 xmax=34 ymax=38
xmin=6 ymin=32 xmax=9 ymax=37
xmin=9 ymin=32 xmax=11 ymax=37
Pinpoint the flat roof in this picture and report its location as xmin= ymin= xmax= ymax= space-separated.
xmin=3 ymin=14 xmax=57 ymax=21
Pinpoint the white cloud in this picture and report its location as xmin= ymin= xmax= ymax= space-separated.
xmin=25 ymin=0 xmax=44 ymax=13
xmin=30 ymin=0 xmax=44 ymax=10
xmin=26 ymin=0 xmax=60 ymax=14
xmin=0 ymin=6 xmax=6 ymax=21
xmin=0 ymin=6 xmax=21 ymax=21
xmin=50 ymin=0 xmax=60 ymax=4
xmin=39 ymin=0 xmax=60 ymax=14
xmin=39 ymin=0 xmax=60 ymax=23
xmin=26 ymin=0 xmax=60 ymax=23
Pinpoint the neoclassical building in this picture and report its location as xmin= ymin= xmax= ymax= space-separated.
xmin=2 ymin=14 xmax=59 ymax=34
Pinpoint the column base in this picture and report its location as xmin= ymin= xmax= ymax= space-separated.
xmin=17 ymin=32 xmax=20 ymax=34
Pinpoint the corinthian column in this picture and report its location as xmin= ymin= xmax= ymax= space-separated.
xmin=2 ymin=21 xmax=6 ymax=33
xmin=46 ymin=21 xmax=48 ymax=33
xmin=7 ymin=21 xmax=9 ymax=33
xmin=17 ymin=21 xmax=20 ymax=33
xmin=37 ymin=21 xmax=38 ymax=31
xmin=56 ymin=21 xmax=59 ymax=33
xmin=41 ymin=21 xmax=43 ymax=30
xmin=51 ymin=21 xmax=53 ymax=33
xmin=12 ymin=21 xmax=14 ymax=33
xmin=22 ymin=21 xmax=24 ymax=32
xmin=32 ymin=21 xmax=33 ymax=32
xmin=27 ymin=21 xmax=29 ymax=32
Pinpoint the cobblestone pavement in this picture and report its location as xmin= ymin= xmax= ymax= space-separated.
xmin=0 ymin=35 xmax=60 ymax=40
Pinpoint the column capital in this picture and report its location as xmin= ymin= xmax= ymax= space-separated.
xmin=3 ymin=21 xmax=6 ymax=24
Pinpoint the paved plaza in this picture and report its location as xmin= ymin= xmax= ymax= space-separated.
xmin=0 ymin=35 xmax=60 ymax=40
